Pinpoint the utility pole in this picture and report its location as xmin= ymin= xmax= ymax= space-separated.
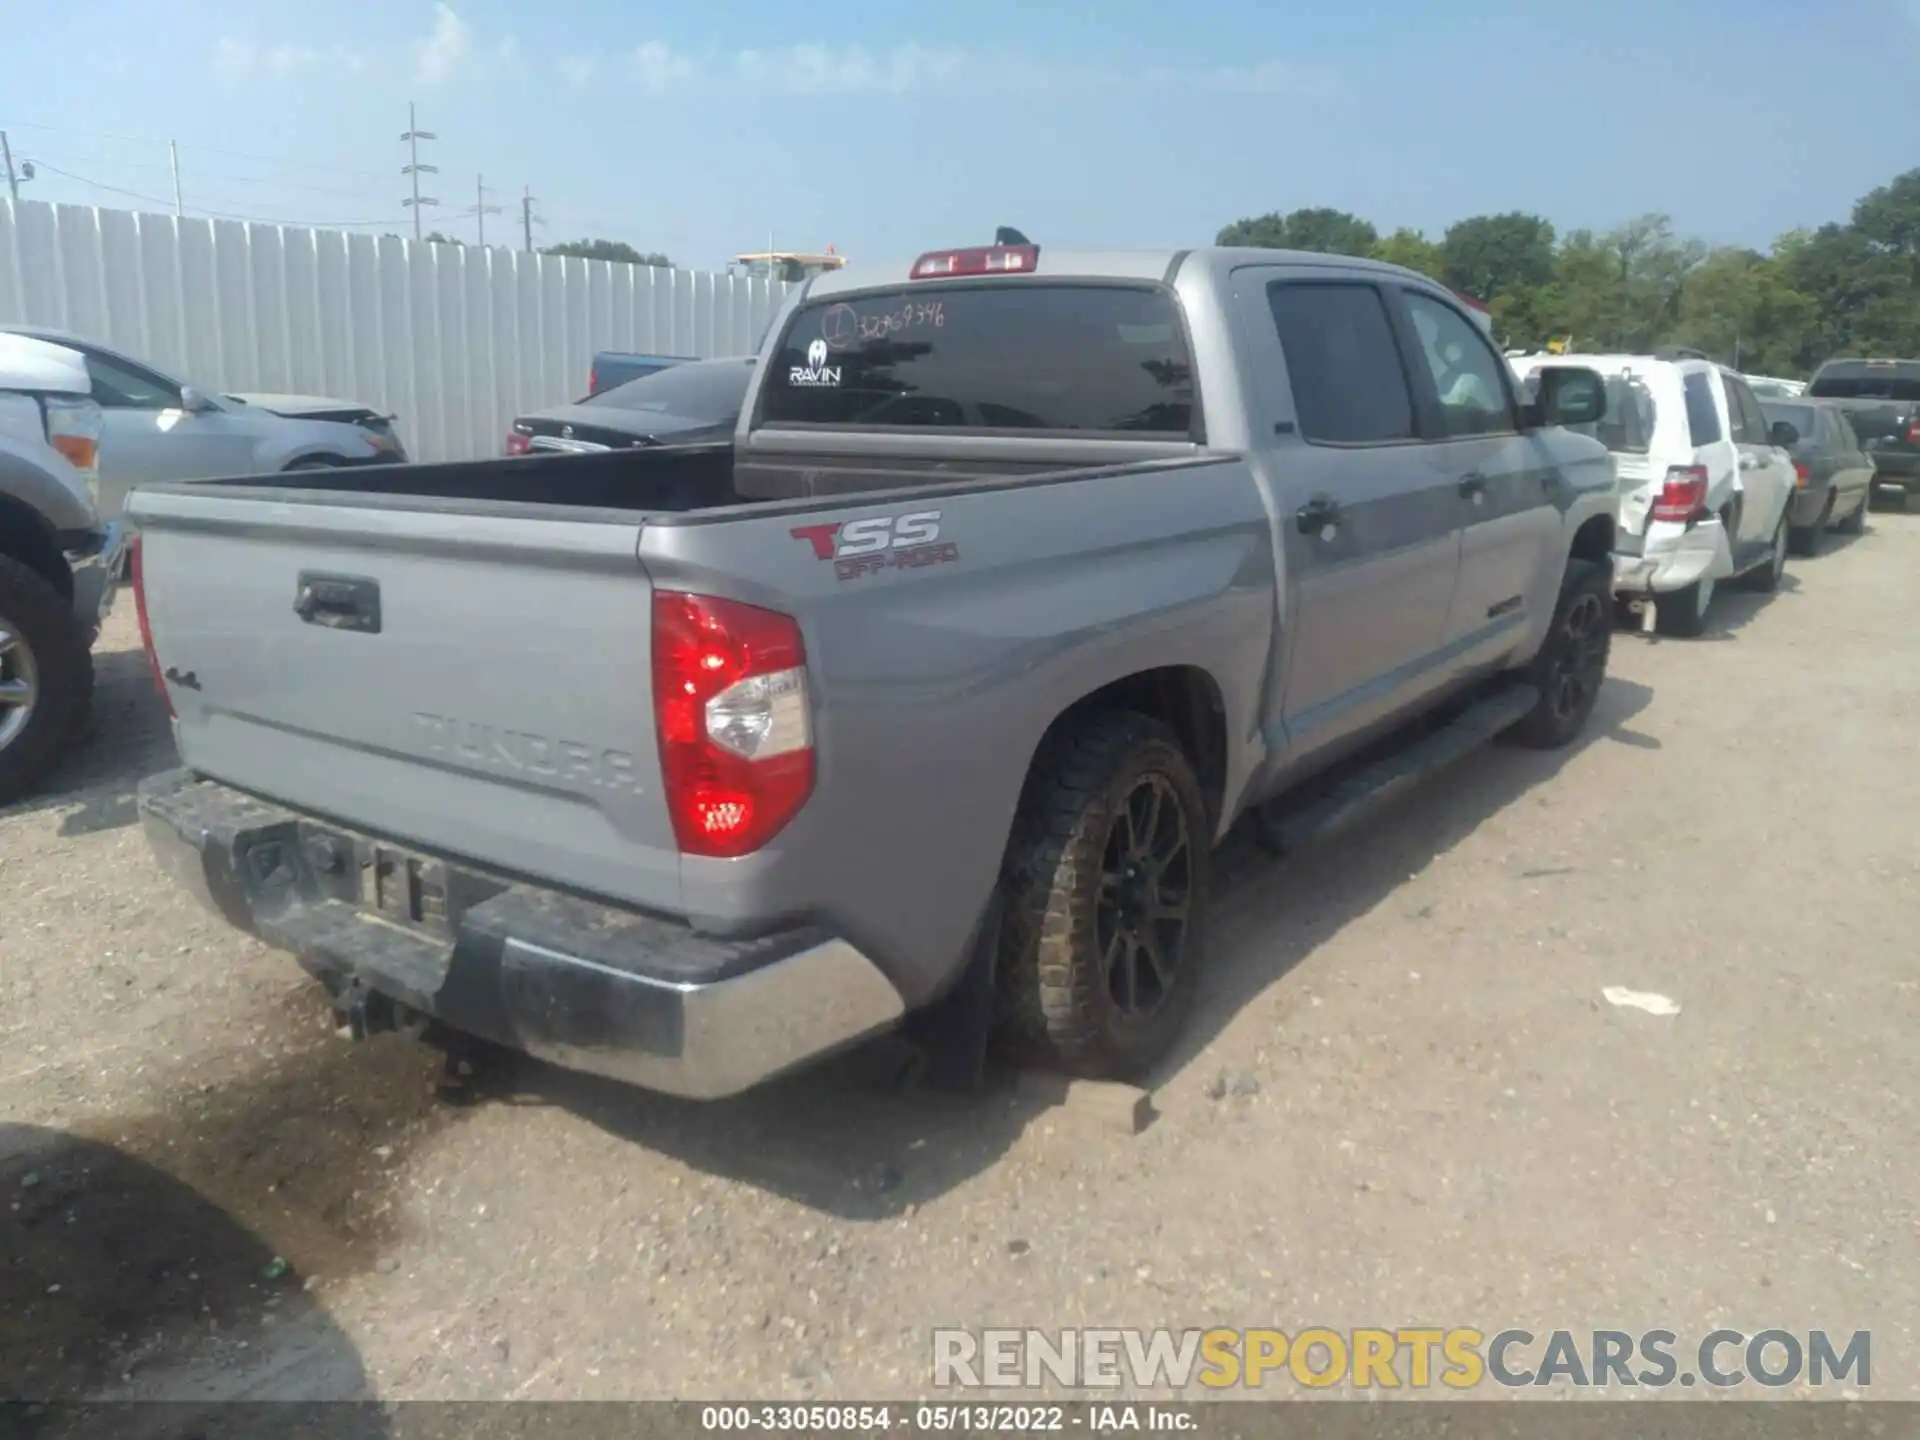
xmin=468 ymin=174 xmax=502 ymax=247
xmin=168 ymin=140 xmax=183 ymax=217
xmin=520 ymin=186 xmax=544 ymax=252
xmin=1 ymin=131 xmax=18 ymax=204
xmin=399 ymin=102 xmax=439 ymax=240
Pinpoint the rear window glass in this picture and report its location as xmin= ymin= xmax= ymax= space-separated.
xmin=584 ymin=359 xmax=753 ymax=423
xmin=1533 ymin=373 xmax=1655 ymax=454
xmin=1807 ymin=363 xmax=1920 ymax=401
xmin=1683 ymin=371 xmax=1723 ymax=446
xmin=757 ymin=284 xmax=1197 ymax=436
xmin=1761 ymin=401 xmax=1818 ymax=439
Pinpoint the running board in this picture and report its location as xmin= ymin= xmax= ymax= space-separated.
xmin=1255 ymin=684 xmax=1539 ymax=856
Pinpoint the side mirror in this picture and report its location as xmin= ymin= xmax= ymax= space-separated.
xmin=1769 ymin=420 xmax=1799 ymax=449
xmin=178 ymin=385 xmax=215 ymax=414
xmin=1527 ymin=365 xmax=1607 ymax=428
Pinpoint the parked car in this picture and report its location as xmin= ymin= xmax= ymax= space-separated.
xmin=0 ymin=332 xmax=122 ymax=802
xmin=1802 ymin=357 xmax=1920 ymax=508
xmin=129 ymin=242 xmax=1619 ymax=1100
xmin=1757 ymin=397 xmax=1874 ymax=554
xmin=0 ymin=327 xmax=407 ymax=527
xmin=506 ymin=357 xmax=754 ymax=456
xmin=586 ymin=351 xmax=696 ymax=397
xmin=1510 ymin=352 xmax=1796 ymax=637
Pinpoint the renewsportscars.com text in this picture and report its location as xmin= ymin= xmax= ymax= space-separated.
xmin=932 ymin=1327 xmax=1871 ymax=1391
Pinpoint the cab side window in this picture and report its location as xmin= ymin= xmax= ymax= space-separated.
xmin=1400 ymin=291 xmax=1516 ymax=438
xmin=85 ymin=350 xmax=182 ymax=410
xmin=1264 ymin=282 xmax=1416 ymax=445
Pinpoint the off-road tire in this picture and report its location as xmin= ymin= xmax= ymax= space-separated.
xmin=1740 ymin=508 xmax=1790 ymax=593
xmin=1789 ymin=494 xmax=1832 ymax=557
xmin=1654 ymin=577 xmax=1714 ymax=638
xmin=1835 ymin=495 xmax=1868 ymax=535
xmin=284 ymin=457 xmax=347 ymax=472
xmin=995 ymin=711 xmax=1209 ymax=1080
xmin=0 ymin=555 xmax=95 ymax=807
xmin=1504 ymin=558 xmax=1612 ymax=751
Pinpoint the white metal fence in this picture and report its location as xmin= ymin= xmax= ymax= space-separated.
xmin=0 ymin=198 xmax=796 ymax=463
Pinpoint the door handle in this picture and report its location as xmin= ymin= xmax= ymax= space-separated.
xmin=294 ymin=571 xmax=383 ymax=634
xmin=1458 ymin=472 xmax=1488 ymax=501
xmin=1295 ymin=495 xmax=1344 ymax=536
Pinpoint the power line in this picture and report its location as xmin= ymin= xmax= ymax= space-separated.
xmin=399 ymin=102 xmax=438 ymax=241
xmin=461 ymin=174 xmax=503 ymax=247
xmin=521 ymin=186 xmax=545 ymax=252
xmin=0 ymin=117 xmax=396 ymax=181
xmin=15 ymin=144 xmax=407 ymax=204
xmin=23 ymin=159 xmax=398 ymax=228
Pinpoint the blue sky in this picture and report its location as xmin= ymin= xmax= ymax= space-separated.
xmin=6 ymin=0 xmax=1920 ymax=271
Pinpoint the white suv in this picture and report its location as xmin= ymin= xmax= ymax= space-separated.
xmin=1511 ymin=353 xmax=1798 ymax=637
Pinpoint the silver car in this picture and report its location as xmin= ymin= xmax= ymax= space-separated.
xmin=0 ymin=326 xmax=407 ymax=524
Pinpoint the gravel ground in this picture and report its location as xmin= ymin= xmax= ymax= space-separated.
xmin=2 ymin=513 xmax=1915 ymax=1406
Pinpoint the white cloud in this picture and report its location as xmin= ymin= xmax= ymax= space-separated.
xmin=213 ymin=37 xmax=371 ymax=81
xmin=723 ymin=44 xmax=1337 ymax=99
xmin=415 ymin=3 xmax=471 ymax=87
xmin=633 ymin=42 xmax=700 ymax=96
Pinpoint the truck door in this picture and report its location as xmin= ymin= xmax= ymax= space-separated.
xmin=1721 ymin=369 xmax=1795 ymax=553
xmin=1231 ymin=269 xmax=1463 ymax=773
xmin=1386 ymin=285 xmax=1560 ymax=675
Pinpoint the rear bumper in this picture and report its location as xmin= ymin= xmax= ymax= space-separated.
xmin=1870 ymin=457 xmax=1920 ymax=492
xmin=136 ymin=769 xmax=906 ymax=1099
xmin=1611 ymin=517 xmax=1732 ymax=596
xmin=1789 ymin=486 xmax=1834 ymax=528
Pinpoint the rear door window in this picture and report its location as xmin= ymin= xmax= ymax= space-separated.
xmin=1726 ymin=374 xmax=1772 ymax=445
xmin=758 ymin=284 xmax=1198 ymax=437
xmin=1264 ymin=282 xmax=1416 ymax=444
xmin=1683 ymin=371 xmax=1724 ymax=446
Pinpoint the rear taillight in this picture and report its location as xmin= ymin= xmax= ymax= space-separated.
xmin=1906 ymin=421 xmax=1920 ymax=446
xmin=910 ymin=244 xmax=1039 ymax=279
xmin=129 ymin=535 xmax=174 ymax=719
xmin=651 ymin=591 xmax=813 ymax=859
xmin=504 ymin=426 xmax=532 ymax=457
xmin=588 ymin=364 xmax=600 ymax=396
xmin=1792 ymin=459 xmax=1810 ymax=487
xmin=1651 ymin=465 xmax=1709 ymax=523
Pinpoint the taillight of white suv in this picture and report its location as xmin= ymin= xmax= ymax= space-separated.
xmin=1651 ymin=465 xmax=1709 ymax=523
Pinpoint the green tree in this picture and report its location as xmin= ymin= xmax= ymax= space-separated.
xmin=1849 ymin=168 xmax=1920 ymax=269
xmin=1216 ymin=208 xmax=1379 ymax=257
xmin=1440 ymin=213 xmax=1557 ymax=301
xmin=1371 ymin=228 xmax=1445 ymax=279
xmin=542 ymin=238 xmax=674 ymax=267
xmin=1670 ymin=247 xmax=1814 ymax=375
xmin=422 ymin=230 xmax=465 ymax=246
xmin=1778 ymin=223 xmax=1920 ymax=369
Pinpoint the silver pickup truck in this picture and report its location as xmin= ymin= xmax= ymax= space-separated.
xmin=130 ymin=243 xmax=1617 ymax=1099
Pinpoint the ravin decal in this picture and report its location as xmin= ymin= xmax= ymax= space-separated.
xmin=788 ymin=338 xmax=842 ymax=388
xmin=790 ymin=510 xmax=960 ymax=581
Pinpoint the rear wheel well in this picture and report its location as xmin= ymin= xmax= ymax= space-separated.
xmin=1022 ymin=667 xmax=1227 ymax=833
xmin=1569 ymin=514 xmax=1615 ymax=565
xmin=0 ymin=495 xmax=73 ymax=603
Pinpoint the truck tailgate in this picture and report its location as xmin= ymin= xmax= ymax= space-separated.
xmin=130 ymin=488 xmax=683 ymax=913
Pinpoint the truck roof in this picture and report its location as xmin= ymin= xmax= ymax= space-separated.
xmin=800 ymin=245 xmax=1427 ymax=298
